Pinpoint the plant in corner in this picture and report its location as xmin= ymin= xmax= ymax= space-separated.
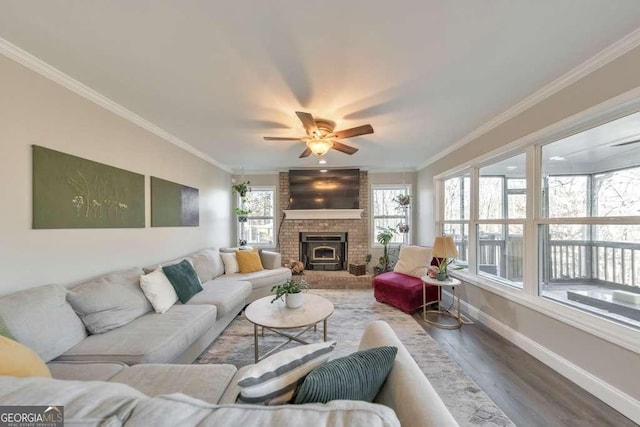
xmin=271 ymin=278 xmax=310 ymax=309
xmin=374 ymin=226 xmax=397 ymax=275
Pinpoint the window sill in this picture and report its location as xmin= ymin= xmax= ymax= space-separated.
xmin=450 ymin=270 xmax=640 ymax=355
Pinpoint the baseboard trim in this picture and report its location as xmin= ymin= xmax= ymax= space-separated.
xmin=452 ymin=295 xmax=640 ymax=423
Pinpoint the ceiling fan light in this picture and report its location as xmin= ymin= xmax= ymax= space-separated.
xmin=306 ymin=139 xmax=333 ymax=156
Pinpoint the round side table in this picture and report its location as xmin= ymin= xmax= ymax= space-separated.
xmin=421 ymin=276 xmax=462 ymax=329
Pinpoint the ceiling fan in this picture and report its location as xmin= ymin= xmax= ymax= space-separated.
xmin=612 ymin=138 xmax=640 ymax=147
xmin=263 ymin=111 xmax=374 ymax=158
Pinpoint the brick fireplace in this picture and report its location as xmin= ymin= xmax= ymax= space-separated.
xmin=278 ymin=171 xmax=369 ymax=269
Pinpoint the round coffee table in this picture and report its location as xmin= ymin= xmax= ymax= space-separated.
xmin=244 ymin=294 xmax=334 ymax=362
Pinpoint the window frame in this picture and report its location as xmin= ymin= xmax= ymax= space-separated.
xmin=236 ymin=186 xmax=276 ymax=248
xmin=433 ymin=92 xmax=640 ymax=354
xmin=371 ymin=184 xmax=412 ymax=247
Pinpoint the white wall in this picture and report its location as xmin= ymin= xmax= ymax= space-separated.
xmin=416 ymin=45 xmax=640 ymax=413
xmin=0 ymin=55 xmax=233 ymax=294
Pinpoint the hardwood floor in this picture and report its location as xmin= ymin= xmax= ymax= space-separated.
xmin=412 ymin=313 xmax=637 ymax=427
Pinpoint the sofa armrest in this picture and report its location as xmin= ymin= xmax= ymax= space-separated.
xmin=260 ymin=251 xmax=282 ymax=270
xmin=358 ymin=321 xmax=459 ymax=427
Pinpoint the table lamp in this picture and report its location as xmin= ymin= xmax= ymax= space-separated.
xmin=432 ymin=236 xmax=459 ymax=281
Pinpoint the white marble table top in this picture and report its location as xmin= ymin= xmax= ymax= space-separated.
xmin=244 ymin=294 xmax=334 ymax=329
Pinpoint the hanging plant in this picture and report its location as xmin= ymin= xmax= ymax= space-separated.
xmin=392 ymin=194 xmax=411 ymax=208
xmin=232 ymin=181 xmax=251 ymax=198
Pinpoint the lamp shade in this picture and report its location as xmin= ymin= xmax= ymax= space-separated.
xmin=432 ymin=236 xmax=458 ymax=259
xmin=306 ymin=139 xmax=333 ymax=156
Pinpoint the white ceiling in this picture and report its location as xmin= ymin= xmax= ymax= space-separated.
xmin=1 ymin=1 xmax=640 ymax=172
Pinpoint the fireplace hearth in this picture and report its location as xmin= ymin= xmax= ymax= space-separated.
xmin=300 ymin=232 xmax=347 ymax=271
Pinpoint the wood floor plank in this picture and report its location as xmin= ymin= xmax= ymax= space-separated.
xmin=412 ymin=313 xmax=637 ymax=427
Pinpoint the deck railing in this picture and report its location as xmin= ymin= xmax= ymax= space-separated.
xmin=452 ymin=237 xmax=640 ymax=287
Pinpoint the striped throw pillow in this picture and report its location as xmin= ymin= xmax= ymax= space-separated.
xmin=237 ymin=341 xmax=336 ymax=405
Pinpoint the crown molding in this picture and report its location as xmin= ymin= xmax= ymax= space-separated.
xmin=417 ymin=27 xmax=640 ymax=171
xmin=0 ymin=37 xmax=233 ymax=174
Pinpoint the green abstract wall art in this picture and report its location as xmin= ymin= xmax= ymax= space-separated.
xmin=32 ymin=145 xmax=145 ymax=229
xmin=151 ymin=177 xmax=199 ymax=227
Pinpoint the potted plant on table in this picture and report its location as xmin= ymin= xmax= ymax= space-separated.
xmin=271 ymin=278 xmax=310 ymax=309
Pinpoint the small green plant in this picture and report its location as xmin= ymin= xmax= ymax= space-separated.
xmin=365 ymin=253 xmax=372 ymax=269
xmin=271 ymin=279 xmax=310 ymax=303
xmin=376 ymin=226 xmax=397 ymax=272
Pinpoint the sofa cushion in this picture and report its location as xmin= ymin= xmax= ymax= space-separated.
xmin=393 ymin=245 xmax=432 ymax=278
xmin=140 ymin=269 xmax=179 ymax=313
xmin=67 ymin=267 xmax=152 ymax=334
xmin=163 ymin=260 xmax=203 ymax=303
xmin=236 ymin=249 xmax=264 ymax=273
xmin=214 ymin=267 xmax=291 ymax=291
xmin=0 ymin=336 xmax=52 ymax=378
xmin=56 ymin=305 xmax=217 ymax=365
xmin=294 ymin=346 xmax=398 ymax=404
xmin=109 ymin=364 xmax=237 ymax=404
xmin=0 ymin=376 xmax=144 ymax=425
xmin=191 ymin=248 xmax=224 ymax=281
xmin=185 ymin=280 xmax=251 ymax=318
xmin=237 ymin=341 xmax=336 ymax=405
xmin=128 ymin=396 xmax=400 ymax=427
xmin=0 ymin=284 xmax=87 ymax=362
xmin=48 ymin=361 xmax=127 ymax=382
xmin=220 ymin=252 xmax=239 ymax=274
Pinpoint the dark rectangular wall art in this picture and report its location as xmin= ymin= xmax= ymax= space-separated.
xmin=151 ymin=177 xmax=199 ymax=227
xmin=32 ymin=145 xmax=145 ymax=229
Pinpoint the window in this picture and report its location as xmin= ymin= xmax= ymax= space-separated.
xmin=238 ymin=187 xmax=275 ymax=246
xmin=437 ymin=109 xmax=640 ymax=328
xmin=539 ymin=116 xmax=640 ymax=326
xmin=372 ymin=185 xmax=411 ymax=245
xmin=442 ymin=175 xmax=470 ymax=265
xmin=477 ymin=153 xmax=527 ymax=287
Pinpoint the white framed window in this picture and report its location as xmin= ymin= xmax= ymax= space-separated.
xmin=237 ymin=186 xmax=275 ymax=247
xmin=371 ymin=185 xmax=411 ymax=245
xmin=437 ymin=107 xmax=640 ymax=330
xmin=441 ymin=174 xmax=470 ymax=267
xmin=477 ymin=152 xmax=527 ymax=288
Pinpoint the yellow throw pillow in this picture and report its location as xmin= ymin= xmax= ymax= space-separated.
xmin=236 ymin=249 xmax=264 ymax=274
xmin=0 ymin=336 xmax=51 ymax=378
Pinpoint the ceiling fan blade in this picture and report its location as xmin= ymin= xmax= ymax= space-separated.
xmin=331 ymin=140 xmax=359 ymax=155
xmin=295 ymin=111 xmax=318 ymax=134
xmin=263 ymin=136 xmax=303 ymax=141
xmin=612 ymin=138 xmax=640 ymax=147
xmin=299 ymin=147 xmax=312 ymax=158
xmin=330 ymin=124 xmax=374 ymax=139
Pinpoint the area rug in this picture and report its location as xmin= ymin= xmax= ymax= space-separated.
xmin=197 ymin=289 xmax=514 ymax=427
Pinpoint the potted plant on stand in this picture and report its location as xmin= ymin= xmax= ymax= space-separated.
xmin=374 ymin=226 xmax=397 ymax=275
xmin=271 ymin=279 xmax=310 ymax=309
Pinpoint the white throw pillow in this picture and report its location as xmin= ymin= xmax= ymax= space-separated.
xmin=237 ymin=341 xmax=336 ymax=405
xmin=220 ymin=252 xmax=239 ymax=274
xmin=139 ymin=269 xmax=179 ymax=313
xmin=393 ymin=245 xmax=432 ymax=278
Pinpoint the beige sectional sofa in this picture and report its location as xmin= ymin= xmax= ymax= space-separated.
xmin=0 ymin=321 xmax=458 ymax=426
xmin=0 ymin=247 xmax=290 ymax=366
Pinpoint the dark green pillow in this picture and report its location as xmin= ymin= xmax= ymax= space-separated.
xmin=0 ymin=314 xmax=14 ymax=339
xmin=162 ymin=260 xmax=203 ymax=303
xmin=294 ymin=346 xmax=398 ymax=404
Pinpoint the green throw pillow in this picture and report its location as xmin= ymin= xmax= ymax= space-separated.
xmin=0 ymin=315 xmax=14 ymax=340
xmin=162 ymin=260 xmax=203 ymax=303
xmin=293 ymin=346 xmax=398 ymax=404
